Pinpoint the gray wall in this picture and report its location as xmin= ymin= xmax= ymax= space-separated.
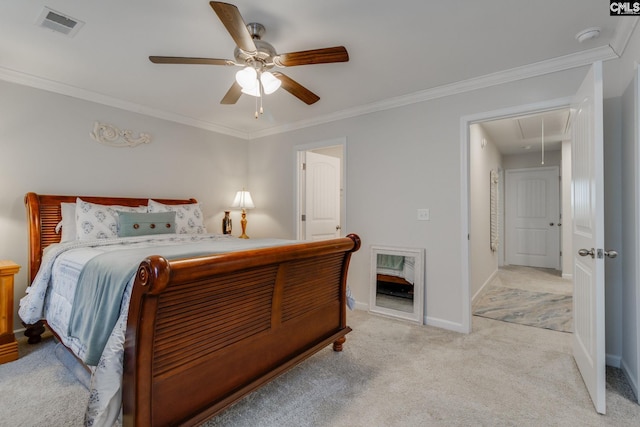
xmin=247 ymin=68 xmax=589 ymax=332
xmin=1 ymin=25 xmax=638 ymax=390
xmin=469 ymin=124 xmax=502 ymax=300
xmin=0 ymin=80 xmax=247 ymax=327
xmin=619 ymin=41 xmax=640 ymax=400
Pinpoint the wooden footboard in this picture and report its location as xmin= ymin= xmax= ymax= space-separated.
xmin=24 ymin=192 xmax=360 ymax=426
xmin=123 ymin=234 xmax=360 ymax=426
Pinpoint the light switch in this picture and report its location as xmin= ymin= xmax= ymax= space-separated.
xmin=417 ymin=209 xmax=430 ymax=221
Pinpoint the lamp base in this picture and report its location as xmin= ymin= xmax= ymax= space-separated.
xmin=239 ymin=210 xmax=249 ymax=239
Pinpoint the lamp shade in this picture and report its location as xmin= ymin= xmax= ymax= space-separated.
xmin=260 ymin=71 xmax=281 ymax=95
xmin=235 ymin=66 xmax=257 ymax=88
xmin=241 ymin=85 xmax=261 ymax=97
xmin=231 ymin=190 xmax=255 ymax=209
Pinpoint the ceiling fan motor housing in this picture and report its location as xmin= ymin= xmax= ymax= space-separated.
xmin=234 ymin=23 xmax=277 ymax=70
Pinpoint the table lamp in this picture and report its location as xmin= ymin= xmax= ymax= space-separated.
xmin=231 ymin=189 xmax=255 ymax=238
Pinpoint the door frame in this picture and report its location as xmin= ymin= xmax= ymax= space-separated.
xmin=294 ymin=137 xmax=347 ymax=241
xmin=460 ymin=96 xmax=573 ymax=333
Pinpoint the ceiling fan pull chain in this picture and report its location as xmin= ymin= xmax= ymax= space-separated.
xmin=255 ymin=93 xmax=259 ymax=119
xmin=259 ymin=77 xmax=264 ymax=115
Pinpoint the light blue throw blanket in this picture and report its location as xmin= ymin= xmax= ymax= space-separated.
xmin=377 ymin=254 xmax=404 ymax=271
xmin=68 ymin=238 xmax=291 ymax=365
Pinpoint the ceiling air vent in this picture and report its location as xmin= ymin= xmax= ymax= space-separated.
xmin=36 ymin=7 xmax=84 ymax=37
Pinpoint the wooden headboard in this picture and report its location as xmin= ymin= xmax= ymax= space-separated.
xmin=24 ymin=193 xmax=198 ymax=283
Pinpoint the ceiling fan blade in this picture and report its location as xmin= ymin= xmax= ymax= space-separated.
xmin=210 ymin=2 xmax=257 ymax=54
xmin=220 ymin=81 xmax=242 ymax=104
xmin=274 ymin=46 xmax=349 ymax=67
xmin=272 ymin=72 xmax=320 ymax=105
xmin=149 ymin=56 xmax=235 ymax=66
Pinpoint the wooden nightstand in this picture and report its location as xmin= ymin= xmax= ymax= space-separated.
xmin=0 ymin=260 xmax=20 ymax=364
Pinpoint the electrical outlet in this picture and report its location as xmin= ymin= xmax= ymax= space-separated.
xmin=417 ymin=209 xmax=430 ymax=221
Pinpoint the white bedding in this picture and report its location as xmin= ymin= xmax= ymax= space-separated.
xmin=376 ymin=256 xmax=415 ymax=284
xmin=19 ymin=233 xmax=294 ymax=426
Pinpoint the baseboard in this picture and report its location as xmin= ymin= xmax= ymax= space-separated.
xmin=425 ymin=316 xmax=468 ymax=333
xmin=471 ymin=269 xmax=499 ymax=305
xmin=353 ymin=301 xmax=468 ymax=333
xmin=562 ymin=273 xmax=573 ymax=280
xmin=606 ymin=353 xmax=622 ymax=368
xmin=353 ymin=301 xmax=369 ymax=312
xmin=621 ymin=358 xmax=640 ymax=403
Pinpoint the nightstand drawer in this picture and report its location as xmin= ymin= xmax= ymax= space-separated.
xmin=0 ymin=260 xmax=20 ymax=364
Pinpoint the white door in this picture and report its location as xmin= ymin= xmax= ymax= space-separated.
xmin=304 ymin=151 xmax=341 ymax=240
xmin=572 ymin=61 xmax=606 ymax=414
xmin=505 ymin=167 xmax=560 ymax=269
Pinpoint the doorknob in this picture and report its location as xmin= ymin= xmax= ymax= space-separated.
xmin=578 ymin=248 xmax=595 ymax=258
xmin=604 ymin=250 xmax=618 ymax=259
xmin=335 ymin=225 xmax=341 ymax=231
xmin=549 ymin=222 xmax=554 ymax=226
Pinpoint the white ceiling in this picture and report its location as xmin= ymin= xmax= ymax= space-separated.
xmin=480 ymin=109 xmax=571 ymax=156
xmin=0 ymin=1 xmax=635 ymax=140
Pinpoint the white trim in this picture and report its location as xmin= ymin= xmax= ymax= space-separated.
xmin=606 ymin=354 xmax=622 ymax=368
xmin=252 ymin=47 xmax=617 ymax=140
xmin=293 ymin=137 xmax=347 ymax=240
xmin=635 ymin=63 xmax=640 ymax=404
xmin=352 ymin=302 xmax=369 ymax=312
xmin=0 ymin=66 xmax=250 ymax=140
xmin=369 ymin=245 xmax=425 ymax=325
xmin=609 ymin=16 xmax=639 ymax=57
xmin=460 ymin=97 xmax=573 ymax=333
xmin=425 ymin=316 xmax=468 ymax=334
xmin=621 ymin=357 xmax=640 ymax=402
xmin=460 ymin=120 xmax=471 ymax=334
xmin=472 ymin=268 xmax=499 ymax=304
xmin=0 ymin=44 xmax=619 ymax=141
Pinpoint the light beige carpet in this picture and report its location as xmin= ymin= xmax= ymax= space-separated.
xmin=1 ymin=310 xmax=638 ymax=426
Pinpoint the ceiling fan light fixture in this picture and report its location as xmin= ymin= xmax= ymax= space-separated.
xmin=241 ymin=85 xmax=261 ymax=97
xmin=260 ymin=71 xmax=281 ymax=95
xmin=235 ymin=66 xmax=257 ymax=89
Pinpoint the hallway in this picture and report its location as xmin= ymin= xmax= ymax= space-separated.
xmin=473 ymin=265 xmax=572 ymax=333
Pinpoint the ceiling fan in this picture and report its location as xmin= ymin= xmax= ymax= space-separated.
xmin=149 ymin=1 xmax=349 ymax=109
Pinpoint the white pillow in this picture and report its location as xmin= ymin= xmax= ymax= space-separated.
xmin=147 ymin=199 xmax=207 ymax=234
xmin=75 ymin=198 xmax=147 ymax=240
xmin=54 ymin=202 xmax=77 ymax=242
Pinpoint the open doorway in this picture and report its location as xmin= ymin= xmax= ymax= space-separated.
xmin=295 ymin=138 xmax=346 ymax=241
xmin=463 ymin=102 xmax=574 ymax=335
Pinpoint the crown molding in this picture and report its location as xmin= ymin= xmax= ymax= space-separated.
xmin=249 ymin=45 xmax=618 ymax=139
xmin=609 ymin=16 xmax=639 ymax=56
xmin=0 ymin=66 xmax=250 ymax=140
xmin=0 ymin=42 xmax=623 ymax=142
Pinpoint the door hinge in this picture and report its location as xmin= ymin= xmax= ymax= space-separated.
xmin=301 ymin=162 xmax=306 ymax=171
xmin=301 ymin=214 xmax=306 ymax=221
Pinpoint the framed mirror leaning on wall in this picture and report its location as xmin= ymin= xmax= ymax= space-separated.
xmin=369 ymin=245 xmax=425 ymax=324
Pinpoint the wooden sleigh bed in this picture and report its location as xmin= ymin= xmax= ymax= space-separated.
xmin=23 ymin=192 xmax=360 ymax=426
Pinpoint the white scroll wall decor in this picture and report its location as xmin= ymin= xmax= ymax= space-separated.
xmin=90 ymin=121 xmax=151 ymax=147
xmin=490 ymin=169 xmax=499 ymax=252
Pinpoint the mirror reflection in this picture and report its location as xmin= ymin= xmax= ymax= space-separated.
xmin=375 ymin=254 xmax=415 ymax=313
xmin=370 ymin=246 xmax=424 ymax=324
